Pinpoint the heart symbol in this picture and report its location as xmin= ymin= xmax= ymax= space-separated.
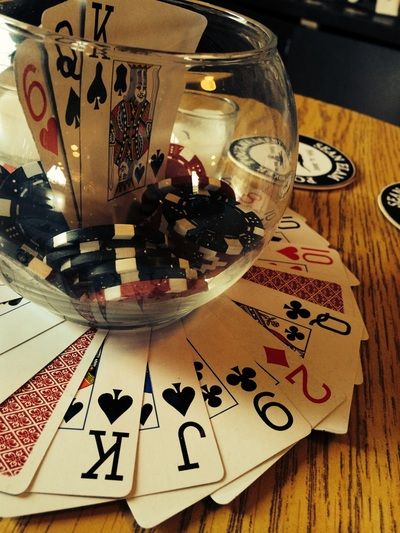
xmin=162 ymin=383 xmax=195 ymax=416
xmin=134 ymin=163 xmax=145 ymax=184
xmin=98 ymin=389 xmax=133 ymax=424
xmin=277 ymin=246 xmax=300 ymax=261
xmin=140 ymin=403 xmax=153 ymax=425
xmin=64 ymin=399 xmax=83 ymax=423
xmin=39 ymin=117 xmax=59 ymax=155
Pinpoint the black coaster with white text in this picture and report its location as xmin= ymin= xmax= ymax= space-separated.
xmin=295 ymin=135 xmax=356 ymax=190
xmin=378 ymin=182 xmax=400 ymax=230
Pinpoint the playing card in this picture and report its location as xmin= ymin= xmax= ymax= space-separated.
xmin=194 ymin=296 xmax=345 ymax=429
xmin=259 ymin=241 xmax=350 ymax=284
xmin=13 ymin=38 xmax=79 ymax=228
xmin=226 ymin=280 xmax=364 ymax=433
xmin=0 ymin=490 xmax=109 ymax=518
xmin=0 ymin=296 xmax=26 ymax=314
xmin=41 ymin=0 xmax=85 ymax=217
xmin=30 ymin=329 xmax=150 ymax=498
xmin=0 ymin=300 xmax=64 ymax=356
xmin=0 ymin=321 xmax=90 ymax=403
xmin=211 ymin=446 xmax=293 ymax=504
xmin=130 ymin=321 xmax=223 ymax=496
xmin=0 ymin=284 xmax=21 ymax=304
xmin=79 ymin=0 xmax=207 ymax=224
xmin=242 ymin=261 xmax=367 ymax=382
xmin=272 ymin=211 xmax=330 ymax=247
xmin=0 ymin=329 xmax=106 ymax=494
xmin=127 ymin=316 xmax=311 ymax=528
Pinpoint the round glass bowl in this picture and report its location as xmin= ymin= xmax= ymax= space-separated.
xmin=0 ymin=0 xmax=297 ymax=329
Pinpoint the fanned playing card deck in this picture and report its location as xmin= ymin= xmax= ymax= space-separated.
xmin=1 ymin=0 xmax=367 ymax=526
xmin=0 ymin=207 xmax=367 ymax=525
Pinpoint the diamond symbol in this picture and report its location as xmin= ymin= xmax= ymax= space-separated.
xmin=264 ymin=346 xmax=289 ymax=367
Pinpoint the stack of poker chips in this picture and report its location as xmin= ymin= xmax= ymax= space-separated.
xmin=0 ymin=162 xmax=265 ymax=314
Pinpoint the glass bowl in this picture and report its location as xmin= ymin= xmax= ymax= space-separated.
xmin=0 ymin=0 xmax=297 ymax=329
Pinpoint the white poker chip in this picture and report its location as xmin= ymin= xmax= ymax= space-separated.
xmin=295 ymin=135 xmax=356 ymax=190
xmin=377 ymin=182 xmax=400 ymax=230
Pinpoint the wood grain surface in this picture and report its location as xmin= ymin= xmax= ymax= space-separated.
xmin=1 ymin=95 xmax=399 ymax=532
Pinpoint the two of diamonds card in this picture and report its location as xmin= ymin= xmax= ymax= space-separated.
xmin=0 ymin=209 xmax=367 ymax=525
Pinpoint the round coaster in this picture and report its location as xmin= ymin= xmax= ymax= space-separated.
xmin=295 ymin=135 xmax=356 ymax=190
xmin=377 ymin=182 xmax=400 ymax=230
xmin=228 ymin=135 xmax=290 ymax=181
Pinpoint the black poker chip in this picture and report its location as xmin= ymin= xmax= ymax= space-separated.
xmin=378 ymin=182 xmax=400 ymax=230
xmin=47 ymin=224 xmax=166 ymax=251
xmin=295 ymin=135 xmax=356 ymax=190
xmin=0 ymin=161 xmax=69 ymax=249
xmin=163 ymin=193 xmax=265 ymax=256
xmin=141 ymin=174 xmax=236 ymax=217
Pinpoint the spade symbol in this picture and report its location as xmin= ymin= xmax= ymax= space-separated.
xmin=140 ymin=403 xmax=153 ymax=425
xmin=98 ymin=389 xmax=133 ymax=424
xmin=114 ymin=63 xmax=127 ymax=96
xmin=87 ymin=62 xmax=107 ymax=110
xmin=65 ymin=88 xmax=80 ymax=128
xmin=150 ymin=149 xmax=164 ymax=177
xmin=134 ymin=163 xmax=145 ymax=184
xmin=162 ymin=383 xmax=195 ymax=416
xmin=64 ymin=398 xmax=84 ymax=423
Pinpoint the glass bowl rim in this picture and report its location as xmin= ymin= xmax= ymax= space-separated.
xmin=0 ymin=0 xmax=278 ymax=63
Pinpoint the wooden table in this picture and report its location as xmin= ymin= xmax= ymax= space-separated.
xmin=1 ymin=95 xmax=399 ymax=532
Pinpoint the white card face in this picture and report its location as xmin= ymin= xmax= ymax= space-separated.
xmin=0 ymin=301 xmax=64 ymax=356
xmin=225 ymin=281 xmax=363 ymax=433
xmin=0 ymin=329 xmax=106 ymax=494
xmin=131 ymin=321 xmax=224 ymax=496
xmin=259 ymin=241 xmax=349 ymax=284
xmin=0 ymin=490 xmax=108 ymax=518
xmin=30 ymin=330 xmax=150 ymax=498
xmin=0 ymin=297 xmax=27 ymax=316
xmin=13 ymin=38 xmax=79 ymax=228
xmin=0 ymin=321 xmax=89 ymax=403
xmin=211 ymin=446 xmax=293 ymax=505
xmin=78 ymin=0 xmax=206 ymax=225
xmin=152 ymin=314 xmax=311 ymax=497
xmin=41 ymin=0 xmax=85 ymax=218
xmin=272 ymin=211 xmax=330 ymax=247
xmin=193 ymin=296 xmax=345 ymax=429
xmin=0 ymin=285 xmax=22 ymax=304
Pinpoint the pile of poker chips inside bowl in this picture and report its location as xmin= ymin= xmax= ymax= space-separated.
xmin=0 ymin=160 xmax=266 ymax=328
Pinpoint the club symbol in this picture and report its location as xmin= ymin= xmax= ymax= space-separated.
xmin=285 ymin=325 xmax=305 ymax=341
xmin=201 ymin=384 xmax=223 ymax=408
xmin=283 ymin=300 xmax=311 ymax=320
xmin=226 ymin=366 xmax=257 ymax=392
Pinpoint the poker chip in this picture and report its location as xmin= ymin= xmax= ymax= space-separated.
xmin=0 ymin=161 xmax=69 ymax=249
xmin=166 ymin=143 xmax=207 ymax=179
xmin=78 ymin=256 xmax=197 ymax=281
xmin=47 ymin=224 xmax=165 ymax=250
xmin=295 ymin=135 xmax=356 ymax=190
xmin=377 ymin=182 xmax=400 ymax=230
xmin=0 ymin=159 xmax=266 ymax=318
xmin=164 ymin=194 xmax=264 ymax=256
xmin=141 ymin=173 xmax=236 ymax=217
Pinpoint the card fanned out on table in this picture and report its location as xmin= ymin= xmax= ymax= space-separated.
xmin=0 ymin=206 xmax=367 ymax=525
